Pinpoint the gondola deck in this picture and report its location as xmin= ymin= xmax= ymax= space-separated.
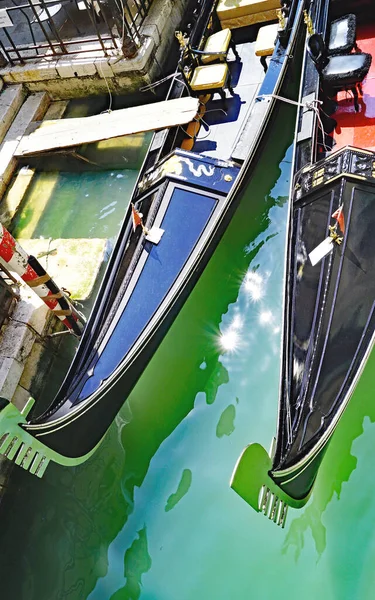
xmin=192 ymin=39 xmax=265 ymax=160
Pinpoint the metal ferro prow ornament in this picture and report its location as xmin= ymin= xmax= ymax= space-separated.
xmin=0 ymin=398 xmax=100 ymax=478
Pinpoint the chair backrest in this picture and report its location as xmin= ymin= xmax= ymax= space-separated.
xmin=307 ymin=33 xmax=328 ymax=70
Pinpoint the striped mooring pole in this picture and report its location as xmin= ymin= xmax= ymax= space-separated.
xmin=0 ymin=223 xmax=85 ymax=336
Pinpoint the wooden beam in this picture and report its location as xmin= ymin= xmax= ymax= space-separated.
xmin=15 ymin=97 xmax=200 ymax=157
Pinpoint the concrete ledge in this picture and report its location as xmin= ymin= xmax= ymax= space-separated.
xmin=94 ymin=59 xmax=115 ymax=78
xmin=143 ymin=0 xmax=174 ymax=44
xmin=0 ymin=91 xmax=50 ymax=200
xmin=43 ymin=100 xmax=68 ymax=120
xmin=0 ymin=356 xmax=24 ymax=400
xmin=10 ymin=64 xmax=59 ymax=83
xmin=0 ymin=39 xmax=157 ymax=98
xmin=0 ymin=85 xmax=26 ymax=144
xmin=0 ymin=100 xmax=67 ymax=228
xmin=0 ymin=166 xmax=35 ymax=228
xmin=0 ymin=287 xmax=51 ymax=401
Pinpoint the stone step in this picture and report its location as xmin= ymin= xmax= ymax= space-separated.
xmin=0 ymin=166 xmax=35 ymax=229
xmin=0 ymin=84 xmax=25 ymax=145
xmin=0 ymin=91 xmax=50 ymax=200
xmin=0 ymin=100 xmax=68 ymax=228
xmin=0 ymin=287 xmax=51 ymax=402
xmin=43 ymin=99 xmax=68 ymax=121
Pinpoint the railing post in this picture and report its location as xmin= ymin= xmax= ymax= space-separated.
xmin=121 ymin=33 xmax=139 ymax=58
xmin=106 ymin=0 xmax=139 ymax=58
xmin=0 ymin=224 xmax=85 ymax=336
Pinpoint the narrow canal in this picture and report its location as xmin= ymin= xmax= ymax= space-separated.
xmin=0 ymin=98 xmax=374 ymax=600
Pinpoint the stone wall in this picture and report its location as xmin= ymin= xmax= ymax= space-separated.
xmin=0 ymin=0 xmax=189 ymax=99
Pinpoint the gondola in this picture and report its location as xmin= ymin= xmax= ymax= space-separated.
xmin=0 ymin=0 xmax=308 ymax=477
xmin=231 ymin=0 xmax=375 ymax=526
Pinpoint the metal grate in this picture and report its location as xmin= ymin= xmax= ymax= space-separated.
xmin=0 ymin=0 xmax=153 ymax=63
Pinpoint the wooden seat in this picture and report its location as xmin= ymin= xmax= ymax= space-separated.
xmin=200 ymin=28 xmax=239 ymax=64
xmin=177 ymin=28 xmax=235 ymax=107
xmin=181 ymin=60 xmax=234 ymax=106
xmin=216 ymin=0 xmax=279 ymax=30
xmin=190 ymin=63 xmax=229 ymax=90
xmin=255 ymin=22 xmax=279 ymax=72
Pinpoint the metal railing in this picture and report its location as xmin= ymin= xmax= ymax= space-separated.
xmin=0 ymin=0 xmax=153 ymax=64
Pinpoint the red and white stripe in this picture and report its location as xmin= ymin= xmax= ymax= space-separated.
xmin=0 ymin=223 xmax=83 ymax=334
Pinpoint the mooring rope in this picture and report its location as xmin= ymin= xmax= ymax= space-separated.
xmin=257 ymin=92 xmax=322 ymax=109
xmin=139 ymin=71 xmax=181 ymax=92
xmin=258 ymin=93 xmax=331 ymax=153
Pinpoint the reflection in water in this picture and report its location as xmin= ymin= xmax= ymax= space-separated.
xmin=219 ymin=329 xmax=241 ymax=353
xmin=282 ymin=505 xmax=327 ymax=562
xmin=258 ymin=309 xmax=273 ymax=326
xmin=216 ymin=404 xmax=236 ymax=438
xmin=282 ymin=349 xmax=375 ymax=565
xmin=244 ymin=270 xmax=266 ymax=302
xmin=110 ymin=527 xmax=152 ymax=600
xmin=12 ymin=170 xmax=140 ymax=241
xmin=219 ymin=315 xmax=244 ymax=353
xmin=165 ymin=469 xmax=193 ymax=512
xmin=204 ymin=358 xmax=230 ymax=405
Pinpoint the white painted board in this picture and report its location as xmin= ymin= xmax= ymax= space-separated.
xmin=15 ymin=97 xmax=200 ymax=156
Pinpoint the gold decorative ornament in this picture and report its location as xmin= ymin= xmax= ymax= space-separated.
xmin=303 ymin=10 xmax=314 ymax=36
xmin=329 ymin=225 xmax=343 ymax=245
xmin=175 ymin=31 xmax=189 ymax=50
xmin=276 ymin=8 xmax=286 ymax=30
xmin=161 ymin=154 xmax=183 ymax=177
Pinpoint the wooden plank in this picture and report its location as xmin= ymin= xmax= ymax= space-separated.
xmin=15 ymin=97 xmax=200 ymax=157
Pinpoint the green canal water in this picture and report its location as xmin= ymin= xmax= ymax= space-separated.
xmin=1 ymin=101 xmax=375 ymax=599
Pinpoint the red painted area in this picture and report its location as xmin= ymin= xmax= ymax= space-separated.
xmin=0 ymin=227 xmax=16 ymax=262
xmin=333 ymin=24 xmax=375 ymax=152
xmin=42 ymin=292 xmax=58 ymax=310
xmin=22 ymin=263 xmax=38 ymax=282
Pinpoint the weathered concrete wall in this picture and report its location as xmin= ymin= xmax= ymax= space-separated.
xmin=0 ymin=92 xmax=50 ymax=199
xmin=0 ymin=289 xmax=53 ymax=405
xmin=0 ymin=0 xmax=189 ymax=99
